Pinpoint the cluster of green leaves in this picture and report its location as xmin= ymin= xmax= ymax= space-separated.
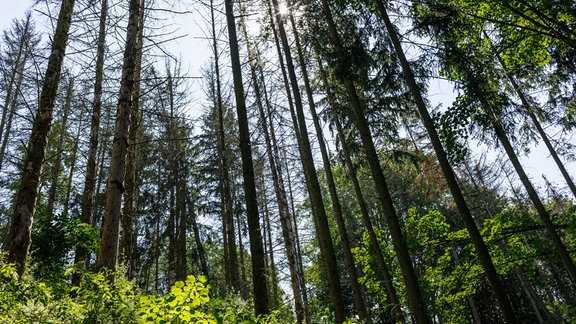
xmin=0 ymin=254 xmax=281 ymax=323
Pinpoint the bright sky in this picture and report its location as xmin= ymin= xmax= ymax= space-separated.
xmin=0 ymin=0 xmax=574 ymax=198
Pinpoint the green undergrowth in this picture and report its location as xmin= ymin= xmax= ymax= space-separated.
xmin=0 ymin=254 xmax=281 ymax=324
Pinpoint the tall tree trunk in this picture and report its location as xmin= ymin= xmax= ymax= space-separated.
xmin=224 ymin=0 xmax=270 ymax=315
xmin=5 ymin=0 xmax=75 ymax=276
xmin=75 ymin=0 xmax=108 ymax=282
xmin=186 ymin=187 xmax=209 ymax=277
xmin=490 ymin=41 xmax=576 ymax=199
xmin=318 ymin=0 xmax=432 ymax=322
xmin=268 ymin=1 xmax=347 ymax=321
xmin=286 ymin=10 xmax=369 ymax=321
xmin=175 ymin=166 xmax=188 ymax=282
xmin=240 ymin=14 xmax=305 ymax=320
xmin=210 ymin=0 xmax=240 ymax=293
xmin=371 ymin=1 xmax=519 ymax=322
xmin=46 ymin=76 xmax=73 ymax=216
xmin=317 ymin=56 xmax=404 ymax=323
xmin=0 ymin=14 xmax=32 ymax=173
xmin=63 ymin=116 xmax=83 ymax=215
xmin=481 ymin=97 xmax=576 ymax=287
xmin=121 ymin=0 xmax=145 ymax=278
xmin=96 ymin=0 xmax=141 ymax=272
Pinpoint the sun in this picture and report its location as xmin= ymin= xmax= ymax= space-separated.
xmin=278 ymin=2 xmax=289 ymax=16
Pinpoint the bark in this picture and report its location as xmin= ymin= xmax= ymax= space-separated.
xmin=186 ymin=188 xmax=208 ymax=277
xmin=286 ymin=10 xmax=369 ymax=321
xmin=319 ymin=0 xmax=432 ymax=321
xmin=372 ymin=1 xmax=519 ymax=322
xmin=121 ymin=0 xmax=145 ymax=278
xmin=317 ymin=56 xmax=404 ymax=323
xmin=46 ymin=76 xmax=73 ymax=216
xmin=96 ymin=0 xmax=141 ymax=272
xmin=224 ymin=0 xmax=270 ymax=315
xmin=240 ymin=14 xmax=305 ymax=320
xmin=75 ymin=0 xmax=108 ymax=281
xmin=5 ymin=0 xmax=75 ymax=276
xmin=176 ymin=168 xmax=188 ymax=282
xmin=268 ymin=1 xmax=347 ymax=321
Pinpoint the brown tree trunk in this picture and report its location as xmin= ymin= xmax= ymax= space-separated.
xmin=63 ymin=116 xmax=83 ymax=215
xmin=186 ymin=187 xmax=208 ymax=277
xmin=317 ymin=56 xmax=404 ymax=323
xmin=46 ymin=76 xmax=73 ymax=216
xmin=318 ymin=0 xmax=432 ymax=322
xmin=75 ymin=0 xmax=108 ymax=282
xmin=224 ymin=0 xmax=270 ymax=315
xmin=372 ymin=1 xmax=518 ymax=322
xmin=286 ymin=10 xmax=369 ymax=321
xmin=268 ymin=1 xmax=347 ymax=321
xmin=5 ymin=0 xmax=75 ymax=276
xmin=121 ymin=0 xmax=145 ymax=278
xmin=96 ymin=0 xmax=141 ymax=272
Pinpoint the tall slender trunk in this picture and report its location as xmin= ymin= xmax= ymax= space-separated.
xmin=481 ymin=97 xmax=576 ymax=287
xmin=489 ymin=40 xmax=576 ymax=198
xmin=318 ymin=0 xmax=431 ymax=321
xmin=240 ymin=14 xmax=305 ymax=320
xmin=210 ymin=0 xmax=239 ymax=292
xmin=5 ymin=0 xmax=75 ymax=276
xmin=96 ymin=0 xmax=141 ymax=272
xmin=317 ymin=56 xmax=404 ymax=323
xmin=186 ymin=186 xmax=208 ymax=277
xmin=262 ymin=188 xmax=279 ymax=306
xmin=268 ymin=2 xmax=347 ymax=321
xmin=176 ymin=167 xmax=188 ymax=282
xmin=63 ymin=116 xmax=83 ymax=215
xmin=75 ymin=0 xmax=108 ymax=281
xmin=224 ymin=0 xmax=270 ymax=315
xmin=371 ymin=1 xmax=519 ymax=322
xmin=121 ymin=0 xmax=145 ymax=278
xmin=46 ymin=76 xmax=73 ymax=216
xmin=286 ymin=9 xmax=369 ymax=321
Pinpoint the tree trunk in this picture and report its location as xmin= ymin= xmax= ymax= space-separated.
xmin=240 ymin=14 xmax=305 ymax=320
xmin=224 ymin=0 xmax=270 ymax=315
xmin=63 ymin=116 xmax=83 ymax=215
xmin=318 ymin=0 xmax=432 ymax=321
xmin=317 ymin=55 xmax=404 ymax=323
xmin=96 ymin=0 xmax=141 ymax=272
xmin=286 ymin=10 xmax=370 ymax=321
xmin=268 ymin=1 xmax=347 ymax=321
xmin=372 ymin=1 xmax=519 ymax=322
xmin=121 ymin=0 xmax=145 ymax=278
xmin=46 ymin=76 xmax=73 ymax=216
xmin=75 ymin=0 xmax=108 ymax=282
xmin=5 ymin=0 xmax=75 ymax=276
xmin=490 ymin=41 xmax=576 ymax=198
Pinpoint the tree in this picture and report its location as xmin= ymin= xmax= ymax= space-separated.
xmin=96 ymin=0 xmax=141 ymax=272
xmin=4 ymin=0 xmax=75 ymax=275
xmin=224 ymin=0 xmax=270 ymax=315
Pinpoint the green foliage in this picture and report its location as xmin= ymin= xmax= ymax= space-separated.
xmin=0 ymin=255 xmax=283 ymax=323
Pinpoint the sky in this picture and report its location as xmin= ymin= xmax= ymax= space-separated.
xmin=1 ymin=0 xmax=574 ymax=198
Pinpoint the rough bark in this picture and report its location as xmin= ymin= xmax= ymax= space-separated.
xmin=224 ymin=0 xmax=270 ymax=315
xmin=121 ymin=0 xmax=145 ymax=278
xmin=96 ymin=0 xmax=141 ymax=272
xmin=75 ymin=0 xmax=108 ymax=281
xmin=317 ymin=56 xmax=404 ymax=323
xmin=46 ymin=76 xmax=73 ymax=216
xmin=5 ymin=0 xmax=75 ymax=276
xmin=372 ymin=1 xmax=519 ymax=322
